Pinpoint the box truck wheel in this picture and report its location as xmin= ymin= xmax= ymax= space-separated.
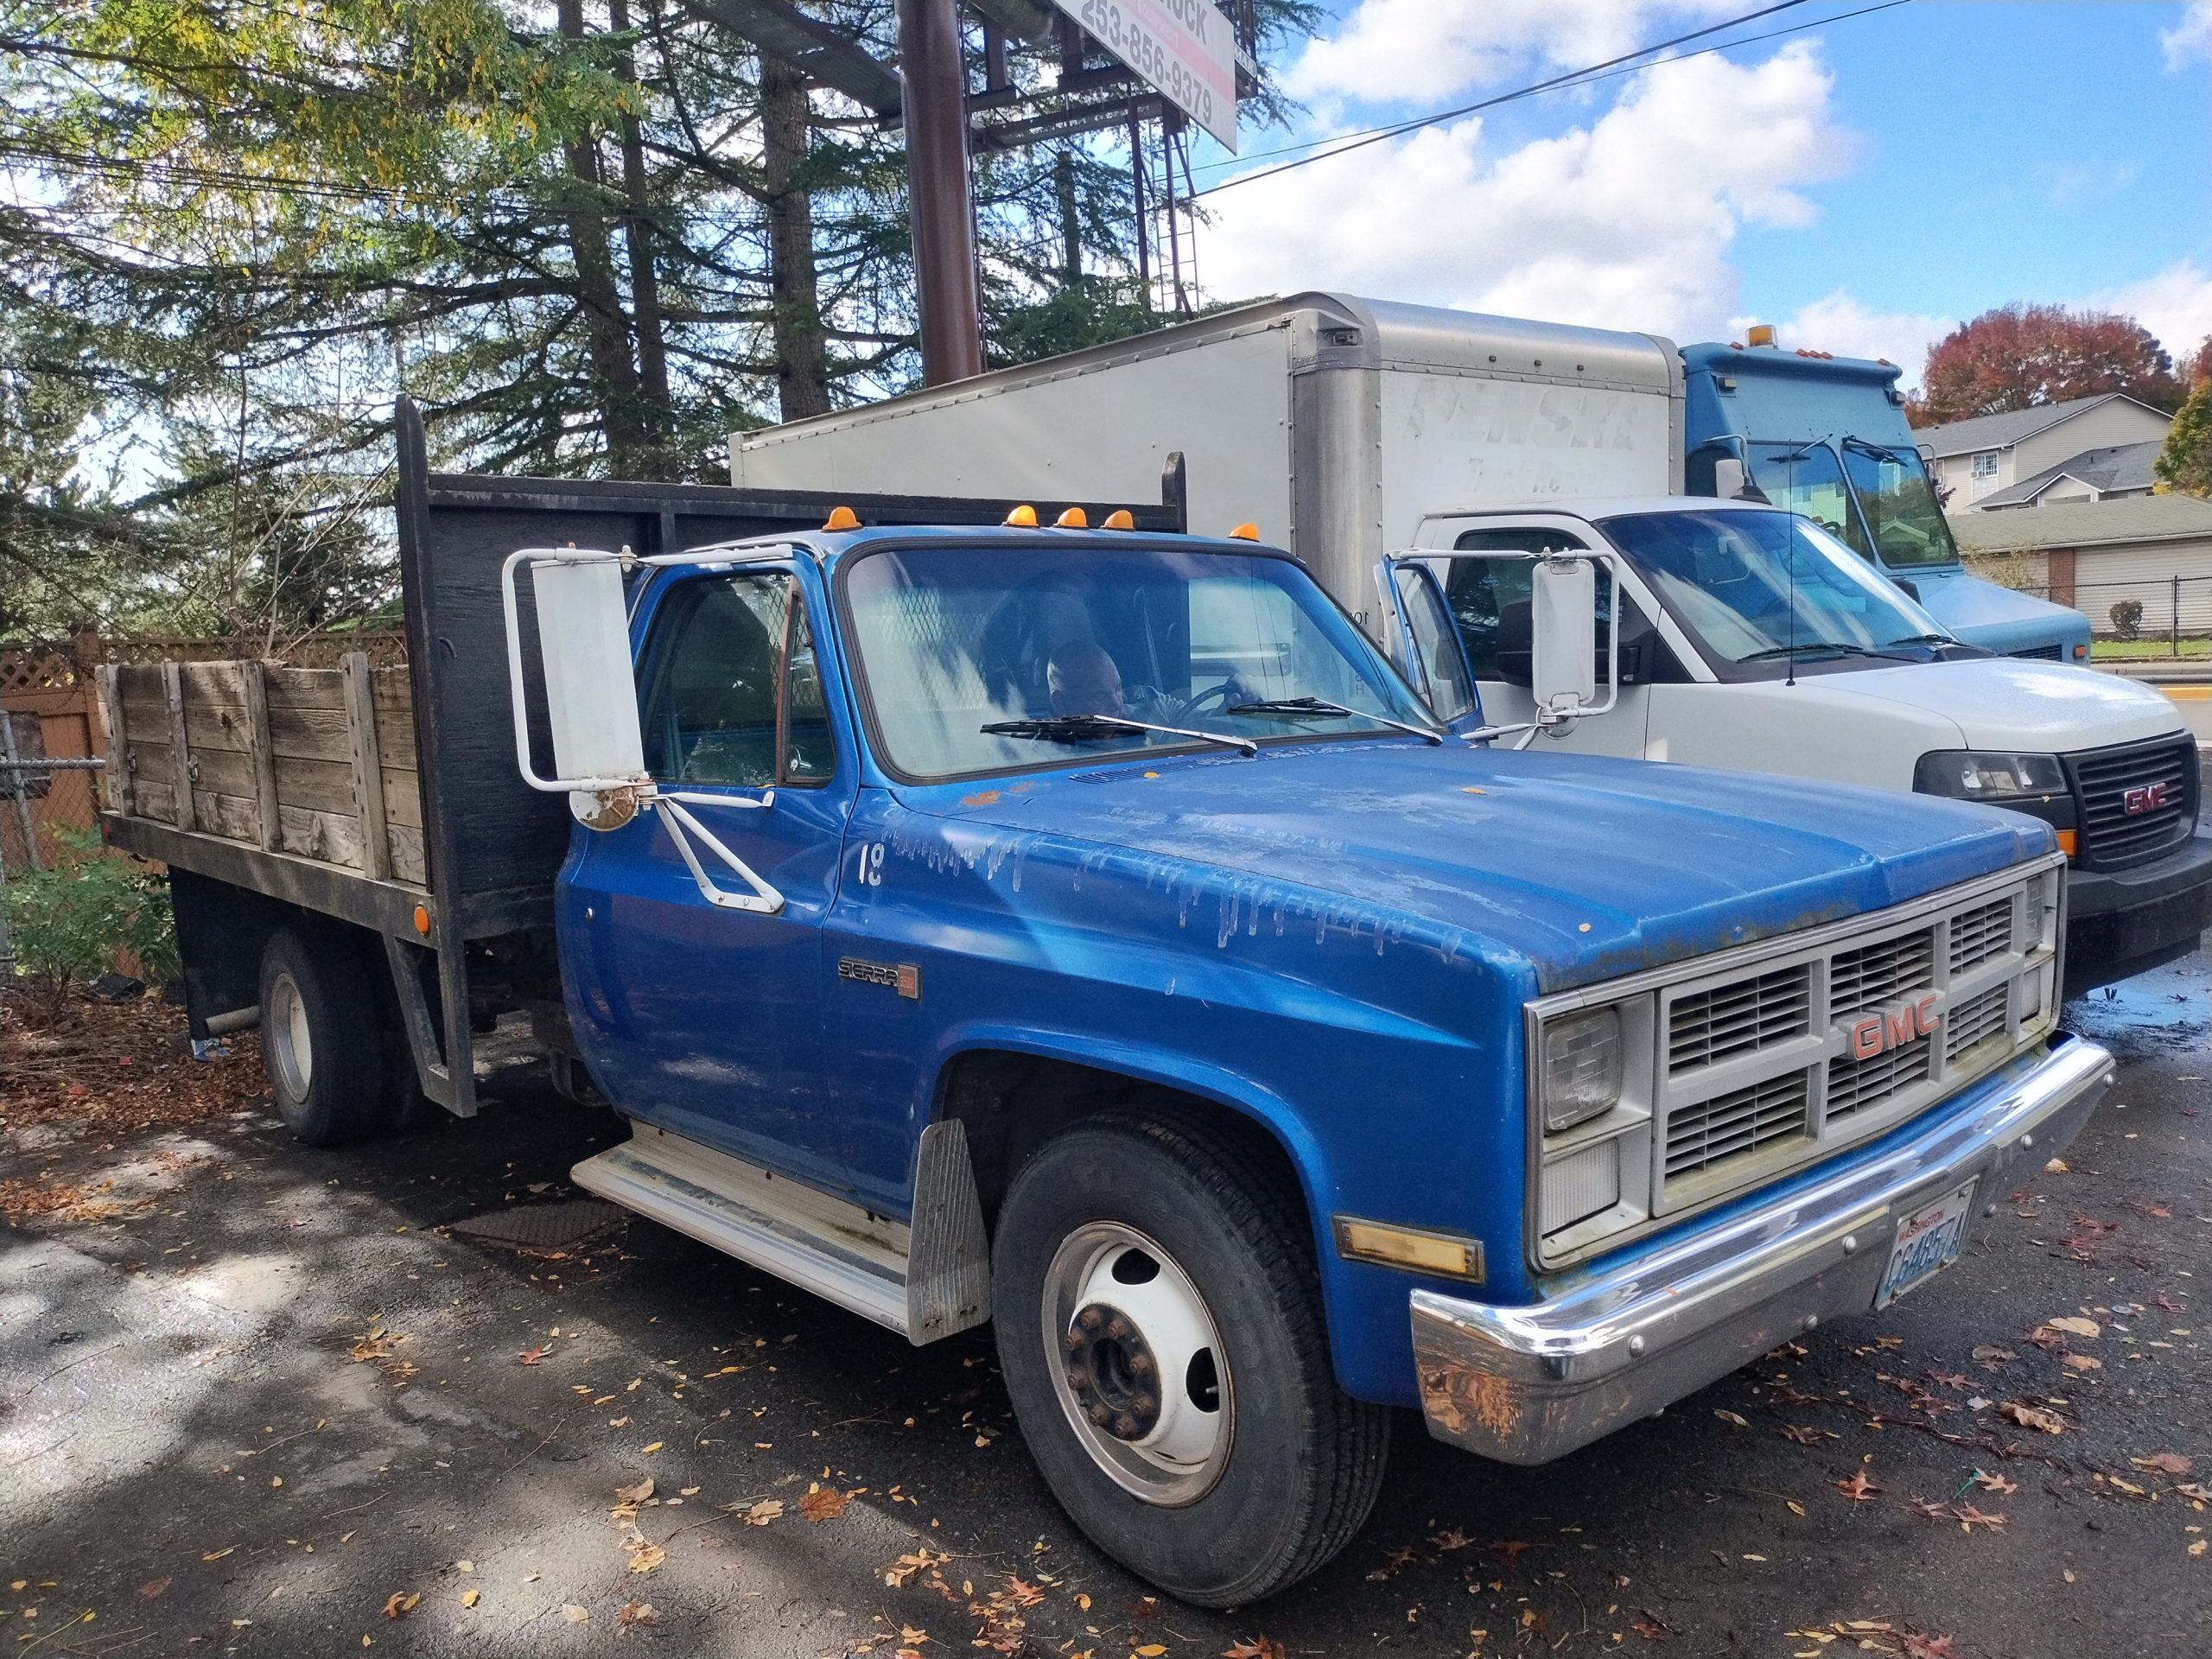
xmin=258 ymin=928 xmax=384 ymax=1146
xmin=992 ymin=1116 xmax=1389 ymax=1607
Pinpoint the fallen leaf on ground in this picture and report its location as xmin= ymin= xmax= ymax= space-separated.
xmin=1974 ymin=1471 xmax=2019 ymax=1495
xmin=2137 ymin=1452 xmax=2195 ymax=1476
xmin=382 ymin=1592 xmax=419 ymax=1619
xmin=1780 ymin=1425 xmax=1838 ymax=1446
xmin=461 ymin=1589 xmax=480 ymax=1609
xmin=561 ymin=1604 xmax=589 ymax=1623
xmin=518 ymin=1347 xmax=547 ymax=1365
xmin=1134 ymin=1647 xmax=1167 ymax=1657
xmin=799 ymin=1486 xmax=854 ymax=1522
xmin=2041 ymin=1316 xmax=2100 ymax=1339
xmin=1954 ymin=1505 xmax=2005 ymax=1533
xmin=2044 ymin=1158 xmax=2069 ymax=1173
xmin=138 ymin=1579 xmax=168 ymax=1599
xmin=1224 ymin=1640 xmax=1287 ymax=1659
xmin=1903 ymin=1635 xmax=1960 ymax=1659
xmin=202 ymin=1548 xmax=235 ymax=1562
xmin=614 ymin=1478 xmax=655 ymax=1506
xmin=640 ymin=1441 xmax=664 ymax=1454
xmin=618 ymin=1601 xmax=657 ymax=1627
xmin=1713 ymin=1409 xmax=1749 ymax=1428
xmin=1999 ymin=1402 xmax=2066 ymax=1434
xmin=1836 ymin=1471 xmax=1883 ymax=1502
xmin=743 ymin=1499 xmax=784 ymax=1526
xmin=2062 ymin=1354 xmax=2101 ymax=1372
xmin=626 ymin=1544 xmax=664 ymax=1574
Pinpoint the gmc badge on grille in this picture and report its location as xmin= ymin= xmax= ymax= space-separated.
xmin=2123 ymin=781 xmax=2171 ymax=815
xmin=1843 ymin=991 xmax=1941 ymax=1061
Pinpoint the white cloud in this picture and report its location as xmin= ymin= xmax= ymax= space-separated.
xmin=2163 ymin=1 xmax=2212 ymax=69
xmin=1203 ymin=43 xmax=1850 ymax=340
xmin=1731 ymin=292 xmax=1954 ymax=389
xmin=1285 ymin=0 xmax=1744 ymax=105
xmin=2089 ymin=260 xmax=2212 ymax=358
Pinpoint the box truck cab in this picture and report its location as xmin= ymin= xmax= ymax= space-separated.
xmin=1680 ymin=336 xmax=2092 ymax=662
xmin=1386 ymin=497 xmax=2211 ymax=992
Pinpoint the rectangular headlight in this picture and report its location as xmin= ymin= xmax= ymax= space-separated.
xmin=1541 ymin=1007 xmax=1623 ymax=1133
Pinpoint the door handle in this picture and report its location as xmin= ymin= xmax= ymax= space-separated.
xmin=653 ymin=790 xmax=785 ymax=914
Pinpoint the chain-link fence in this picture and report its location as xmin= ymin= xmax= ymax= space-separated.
xmin=0 ymin=748 xmax=107 ymax=981
xmin=2005 ymin=573 xmax=2212 ymax=657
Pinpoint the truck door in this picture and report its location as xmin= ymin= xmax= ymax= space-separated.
xmin=561 ymin=563 xmax=859 ymax=1195
xmin=1436 ymin=528 xmax=1654 ymax=760
xmin=1378 ymin=559 xmax=1481 ymax=728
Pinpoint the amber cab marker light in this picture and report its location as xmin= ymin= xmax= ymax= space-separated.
xmin=2057 ymin=830 xmax=2079 ymax=859
xmin=1228 ymin=522 xmax=1260 ymax=541
xmin=1745 ymin=323 xmax=1777 ymax=347
xmin=823 ymin=505 xmax=860 ymax=531
xmin=1333 ymin=1216 xmax=1484 ymax=1282
xmin=1054 ymin=506 xmax=1089 ymax=528
xmin=1004 ymin=504 xmax=1039 ymax=527
xmin=1103 ymin=509 xmax=1135 ymax=530
xmin=413 ymin=904 xmax=432 ymax=936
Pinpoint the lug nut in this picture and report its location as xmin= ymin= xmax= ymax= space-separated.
xmin=1114 ymin=1414 xmax=1139 ymax=1438
xmin=1106 ymin=1316 xmax=1132 ymax=1341
xmin=1133 ymin=1395 xmax=1156 ymax=1416
xmin=1129 ymin=1352 xmax=1154 ymax=1376
xmin=1077 ymin=1307 xmax=1103 ymax=1332
xmin=1066 ymin=1368 xmax=1092 ymax=1390
xmin=1064 ymin=1328 xmax=1087 ymax=1351
xmin=1087 ymin=1402 xmax=1112 ymax=1426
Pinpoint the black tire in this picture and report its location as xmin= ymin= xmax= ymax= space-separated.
xmin=992 ymin=1115 xmax=1389 ymax=1607
xmin=257 ymin=927 xmax=384 ymax=1147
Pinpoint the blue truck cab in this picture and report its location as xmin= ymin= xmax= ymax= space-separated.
xmin=509 ymin=518 xmax=2113 ymax=1605
xmin=1681 ymin=339 xmax=2094 ymax=661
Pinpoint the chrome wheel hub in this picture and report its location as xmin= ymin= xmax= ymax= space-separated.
xmin=266 ymin=970 xmax=312 ymax=1101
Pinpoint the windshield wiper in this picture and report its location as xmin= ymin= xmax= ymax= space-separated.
xmin=1886 ymin=632 xmax=1962 ymax=648
xmin=980 ymin=714 xmax=1257 ymax=757
xmin=1228 ymin=696 xmax=1444 ymax=746
xmin=1737 ymin=640 xmax=1915 ymax=664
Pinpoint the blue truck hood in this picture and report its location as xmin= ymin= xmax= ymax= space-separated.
xmin=898 ymin=740 xmax=2050 ymax=993
xmin=1901 ymin=565 xmax=2093 ymax=658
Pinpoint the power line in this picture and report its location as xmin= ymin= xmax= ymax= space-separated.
xmin=1190 ymin=0 xmax=1912 ymax=180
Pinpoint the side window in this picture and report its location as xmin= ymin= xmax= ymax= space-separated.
xmin=1390 ymin=566 xmax=1475 ymax=721
xmin=1446 ymin=528 xmax=1597 ymax=680
xmin=640 ymin=573 xmax=837 ymax=788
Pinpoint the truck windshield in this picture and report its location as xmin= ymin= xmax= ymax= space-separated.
xmin=1743 ymin=442 xmax=1872 ymax=559
xmin=842 ymin=543 xmax=1438 ymax=781
xmin=1596 ymin=508 xmax=1948 ymax=671
xmin=1841 ymin=440 xmax=1961 ymax=569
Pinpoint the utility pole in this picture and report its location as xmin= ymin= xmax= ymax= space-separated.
xmin=896 ymin=0 xmax=983 ymax=385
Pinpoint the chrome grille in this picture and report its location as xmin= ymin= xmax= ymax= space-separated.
xmin=1665 ymin=1071 xmax=1808 ymax=1179
xmin=1948 ymin=898 xmax=2013 ymax=975
xmin=2068 ymin=737 xmax=2196 ymax=871
xmin=1946 ymin=983 xmax=2011 ymax=1062
xmin=1826 ymin=1033 xmax=1931 ymax=1121
xmin=1667 ymin=964 xmax=1811 ymax=1072
xmin=1830 ymin=929 xmax=1935 ymax=1013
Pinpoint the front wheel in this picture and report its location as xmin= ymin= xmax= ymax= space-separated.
xmin=993 ymin=1116 xmax=1389 ymax=1606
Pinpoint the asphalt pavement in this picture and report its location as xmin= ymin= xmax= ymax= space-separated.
xmin=3 ymin=955 xmax=2209 ymax=1659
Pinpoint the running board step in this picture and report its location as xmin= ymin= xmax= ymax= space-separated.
xmin=570 ymin=1121 xmax=989 ymax=1344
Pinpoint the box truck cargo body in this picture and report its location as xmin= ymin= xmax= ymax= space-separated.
xmin=730 ymin=292 xmax=1685 ymax=628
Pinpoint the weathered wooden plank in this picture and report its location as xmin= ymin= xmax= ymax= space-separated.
xmin=184 ymin=745 xmax=257 ymax=799
xmin=373 ymin=702 xmax=417 ymax=771
xmin=125 ymin=739 xmax=175 ymax=787
xmin=182 ymin=699 xmax=255 ymax=754
xmin=387 ymin=823 xmax=427 ymax=887
xmin=188 ymin=789 xmax=261 ymax=844
xmin=342 ymin=652 xmax=391 ymax=881
xmin=267 ymin=701 xmax=354 ymax=762
xmin=115 ymin=664 xmax=165 ymax=702
xmin=243 ymin=661 xmax=280 ymax=852
xmin=177 ymin=661 xmax=249 ymax=703
xmin=381 ymin=766 xmax=422 ymax=829
xmin=276 ymin=803 xmax=363 ymax=868
xmin=134 ymin=779 xmax=176 ymax=823
xmin=271 ymin=753 xmax=359 ymax=815
xmin=99 ymin=665 xmax=132 ymax=815
xmin=162 ymin=661 xmax=197 ymax=832
xmin=264 ymin=665 xmax=346 ymax=712
xmin=371 ymin=668 xmax=412 ymax=713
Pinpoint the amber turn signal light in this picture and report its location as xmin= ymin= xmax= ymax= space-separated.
xmin=1333 ymin=1217 xmax=1485 ymax=1282
xmin=413 ymin=904 xmax=432 ymax=936
xmin=1054 ymin=506 xmax=1088 ymax=528
xmin=1004 ymin=504 xmax=1039 ymax=526
xmin=2056 ymin=829 xmax=2078 ymax=859
xmin=1228 ymin=522 xmax=1260 ymax=541
xmin=1103 ymin=509 xmax=1135 ymax=530
xmin=822 ymin=505 xmax=860 ymax=531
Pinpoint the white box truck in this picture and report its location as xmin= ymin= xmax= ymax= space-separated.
xmin=730 ymin=294 xmax=2209 ymax=990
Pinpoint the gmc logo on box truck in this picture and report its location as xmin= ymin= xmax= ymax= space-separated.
xmin=1845 ymin=992 xmax=1941 ymax=1061
xmin=2123 ymin=781 xmax=2171 ymax=816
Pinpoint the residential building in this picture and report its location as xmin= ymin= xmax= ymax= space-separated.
xmin=1974 ymin=439 xmax=2164 ymax=508
xmin=1948 ymin=493 xmax=2212 ymax=639
xmin=1919 ymin=394 xmax=2173 ymax=507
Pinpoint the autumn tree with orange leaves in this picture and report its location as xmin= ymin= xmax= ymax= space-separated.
xmin=1909 ymin=303 xmax=2188 ymax=427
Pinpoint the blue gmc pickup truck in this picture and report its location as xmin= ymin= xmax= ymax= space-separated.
xmin=111 ymin=409 xmax=2115 ymax=1607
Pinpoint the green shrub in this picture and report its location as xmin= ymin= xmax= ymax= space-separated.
xmin=5 ymin=830 xmax=179 ymax=987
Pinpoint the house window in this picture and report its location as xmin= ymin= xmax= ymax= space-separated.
xmin=1970 ymin=452 xmax=1999 ymax=480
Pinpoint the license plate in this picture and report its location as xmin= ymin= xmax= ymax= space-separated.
xmin=1875 ymin=1179 xmax=1978 ymax=1309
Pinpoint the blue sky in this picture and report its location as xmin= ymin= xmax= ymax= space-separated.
xmin=1193 ymin=2 xmax=2212 ymax=384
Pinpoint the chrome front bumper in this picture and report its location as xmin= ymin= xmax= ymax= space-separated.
xmin=1412 ymin=1032 xmax=2114 ymax=1465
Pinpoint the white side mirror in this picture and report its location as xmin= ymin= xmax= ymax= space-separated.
xmin=1529 ymin=556 xmax=1598 ymax=717
xmin=1713 ymin=457 xmax=1748 ymax=499
xmin=503 ymin=548 xmax=648 ymax=823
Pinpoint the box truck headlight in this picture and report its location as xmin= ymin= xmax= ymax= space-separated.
xmin=1540 ymin=1007 xmax=1623 ymax=1133
xmin=1914 ymin=751 xmax=2065 ymax=800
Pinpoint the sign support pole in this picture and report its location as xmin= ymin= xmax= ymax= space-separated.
xmin=896 ymin=0 xmax=984 ymax=386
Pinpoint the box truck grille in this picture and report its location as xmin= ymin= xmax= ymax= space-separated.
xmin=2008 ymin=644 xmax=2063 ymax=662
xmin=1666 ymin=965 xmax=1811 ymax=1073
xmin=1664 ymin=1072 xmax=1809 ymax=1179
xmin=2068 ymin=737 xmax=2196 ymax=871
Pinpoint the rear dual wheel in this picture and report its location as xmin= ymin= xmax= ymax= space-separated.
xmin=993 ymin=1116 xmax=1389 ymax=1607
xmin=260 ymin=926 xmax=440 ymax=1143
